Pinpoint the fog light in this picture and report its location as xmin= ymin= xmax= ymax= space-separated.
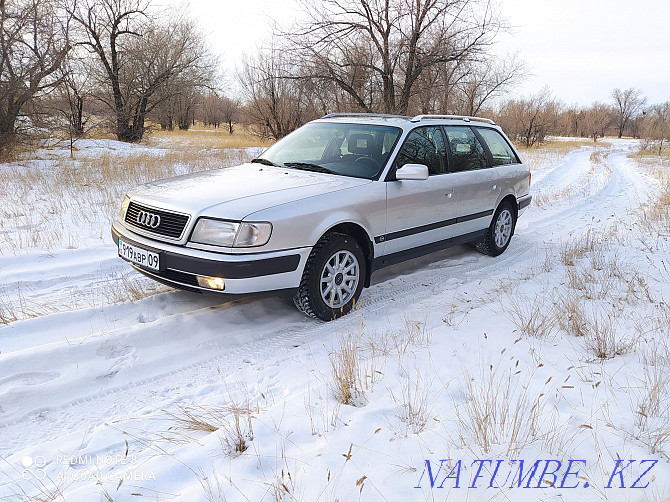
xmin=196 ymin=275 xmax=225 ymax=291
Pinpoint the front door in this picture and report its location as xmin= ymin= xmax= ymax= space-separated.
xmin=382 ymin=126 xmax=459 ymax=256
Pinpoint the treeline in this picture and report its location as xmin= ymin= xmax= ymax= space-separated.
xmin=493 ymin=87 xmax=669 ymax=153
xmin=1 ymin=0 xmax=669 ymax=158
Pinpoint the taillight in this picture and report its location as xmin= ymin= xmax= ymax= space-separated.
xmin=529 ymin=172 xmax=532 ymax=188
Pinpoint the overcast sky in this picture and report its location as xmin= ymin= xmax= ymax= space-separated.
xmin=159 ymin=0 xmax=670 ymax=106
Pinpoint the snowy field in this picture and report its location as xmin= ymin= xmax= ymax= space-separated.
xmin=1 ymin=137 xmax=669 ymax=501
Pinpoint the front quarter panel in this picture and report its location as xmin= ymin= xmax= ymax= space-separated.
xmin=245 ymin=182 xmax=386 ymax=254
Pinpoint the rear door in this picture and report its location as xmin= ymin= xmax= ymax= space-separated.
xmin=443 ymin=126 xmax=500 ymax=237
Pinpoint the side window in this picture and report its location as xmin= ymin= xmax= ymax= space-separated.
xmin=477 ymin=128 xmax=519 ymax=166
xmin=395 ymin=126 xmax=447 ymax=175
xmin=444 ymin=126 xmax=488 ymax=172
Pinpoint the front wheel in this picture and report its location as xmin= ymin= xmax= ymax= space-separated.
xmin=293 ymin=232 xmax=366 ymax=321
xmin=476 ymin=201 xmax=515 ymax=256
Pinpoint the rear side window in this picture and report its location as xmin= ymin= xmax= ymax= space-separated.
xmin=395 ymin=126 xmax=448 ymax=175
xmin=444 ymin=126 xmax=487 ymax=172
xmin=477 ymin=128 xmax=519 ymax=166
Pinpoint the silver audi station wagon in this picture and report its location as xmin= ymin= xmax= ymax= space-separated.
xmin=112 ymin=114 xmax=531 ymax=320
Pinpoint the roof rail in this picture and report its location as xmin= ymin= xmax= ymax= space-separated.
xmin=409 ymin=114 xmax=496 ymax=125
xmin=321 ymin=112 xmax=410 ymax=120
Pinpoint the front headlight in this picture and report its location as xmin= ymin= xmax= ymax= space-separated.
xmin=191 ymin=219 xmax=239 ymax=247
xmin=190 ymin=218 xmax=272 ymax=248
xmin=234 ymin=222 xmax=272 ymax=247
xmin=119 ymin=195 xmax=131 ymax=220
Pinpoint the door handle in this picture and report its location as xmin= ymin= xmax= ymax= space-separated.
xmin=491 ymin=184 xmax=497 ymax=191
xmin=445 ymin=190 xmax=453 ymax=199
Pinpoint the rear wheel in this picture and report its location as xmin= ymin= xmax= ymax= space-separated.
xmin=476 ymin=201 xmax=515 ymax=256
xmin=293 ymin=232 xmax=365 ymax=321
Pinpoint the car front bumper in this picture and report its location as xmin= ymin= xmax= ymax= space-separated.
xmin=111 ymin=221 xmax=309 ymax=296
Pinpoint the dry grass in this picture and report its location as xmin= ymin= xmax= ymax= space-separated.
xmin=631 ymin=155 xmax=670 ymax=235
xmin=329 ymin=331 xmax=368 ymax=407
xmin=553 ymin=230 xmax=654 ymax=360
xmin=0 ymin=283 xmax=66 ymax=325
xmin=582 ymin=307 xmax=631 ymax=360
xmin=0 ymin=129 xmax=267 ymax=255
xmin=506 ymin=294 xmax=557 ymax=338
xmin=587 ymin=310 xmax=634 ymax=357
xmin=0 ymin=291 xmax=19 ymax=325
xmin=635 ymin=362 xmax=670 ymax=431
xmin=391 ymin=315 xmax=432 ymax=359
xmin=553 ymin=292 xmax=589 ymax=337
xmin=628 ymin=343 xmax=670 ymax=455
xmin=198 ymin=469 xmax=227 ymax=502
xmin=389 ymin=367 xmax=433 ymax=435
xmin=0 ymin=272 xmax=166 ymax=327
xmin=164 ymin=390 xmax=257 ymax=456
xmin=101 ymin=272 xmax=168 ymax=305
xmin=146 ymin=126 xmax=272 ymax=151
xmin=165 ymin=404 xmax=223 ymax=433
xmin=455 ymin=362 xmax=550 ymax=456
xmin=559 ymin=229 xmax=606 ymax=267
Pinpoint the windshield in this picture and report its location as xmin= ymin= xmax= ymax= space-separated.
xmin=256 ymin=122 xmax=402 ymax=180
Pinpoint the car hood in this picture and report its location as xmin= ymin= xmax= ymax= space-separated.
xmin=127 ymin=163 xmax=371 ymax=220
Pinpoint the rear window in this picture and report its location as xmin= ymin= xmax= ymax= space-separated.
xmin=477 ymin=128 xmax=519 ymax=166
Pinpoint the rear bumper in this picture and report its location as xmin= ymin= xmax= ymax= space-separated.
xmin=517 ymin=194 xmax=532 ymax=216
xmin=111 ymin=221 xmax=309 ymax=295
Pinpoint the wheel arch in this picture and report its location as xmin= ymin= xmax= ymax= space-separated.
xmin=321 ymin=222 xmax=374 ymax=287
xmin=498 ymin=193 xmax=518 ymax=227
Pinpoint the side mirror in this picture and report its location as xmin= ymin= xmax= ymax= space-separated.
xmin=395 ymin=164 xmax=429 ymax=181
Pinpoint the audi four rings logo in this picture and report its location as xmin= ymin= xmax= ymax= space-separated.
xmin=136 ymin=210 xmax=161 ymax=228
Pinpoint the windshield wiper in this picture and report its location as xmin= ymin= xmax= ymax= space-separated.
xmin=283 ymin=162 xmax=339 ymax=175
xmin=251 ymin=158 xmax=281 ymax=167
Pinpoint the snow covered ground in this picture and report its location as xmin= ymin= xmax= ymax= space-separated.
xmin=1 ymin=138 xmax=669 ymax=501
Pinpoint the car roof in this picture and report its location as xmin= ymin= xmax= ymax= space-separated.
xmin=313 ymin=113 xmax=499 ymax=131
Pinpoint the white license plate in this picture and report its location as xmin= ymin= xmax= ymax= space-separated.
xmin=118 ymin=239 xmax=160 ymax=271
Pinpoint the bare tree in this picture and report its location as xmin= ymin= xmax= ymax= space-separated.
xmin=69 ymin=0 xmax=214 ymax=142
xmin=239 ymin=46 xmax=318 ymax=139
xmin=152 ymin=80 xmax=200 ymax=131
xmin=57 ymin=47 xmax=98 ymax=133
xmin=454 ymin=56 xmax=525 ymax=116
xmin=46 ymin=51 xmax=99 ymax=156
xmin=0 ymin=0 xmax=70 ymax=156
xmin=641 ymin=102 xmax=670 ymax=155
xmin=611 ymin=87 xmax=646 ymax=138
xmin=581 ymin=101 xmax=613 ymax=142
xmin=198 ymin=92 xmax=239 ymax=133
xmin=200 ymin=91 xmax=221 ymax=128
xmin=496 ymin=87 xmax=558 ymax=147
xmin=219 ymin=96 xmax=240 ymax=134
xmin=555 ymin=105 xmax=580 ymax=137
xmin=285 ymin=0 xmax=504 ymax=115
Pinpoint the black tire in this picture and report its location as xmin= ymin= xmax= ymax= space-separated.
xmin=293 ymin=232 xmax=366 ymax=321
xmin=476 ymin=201 xmax=516 ymax=257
